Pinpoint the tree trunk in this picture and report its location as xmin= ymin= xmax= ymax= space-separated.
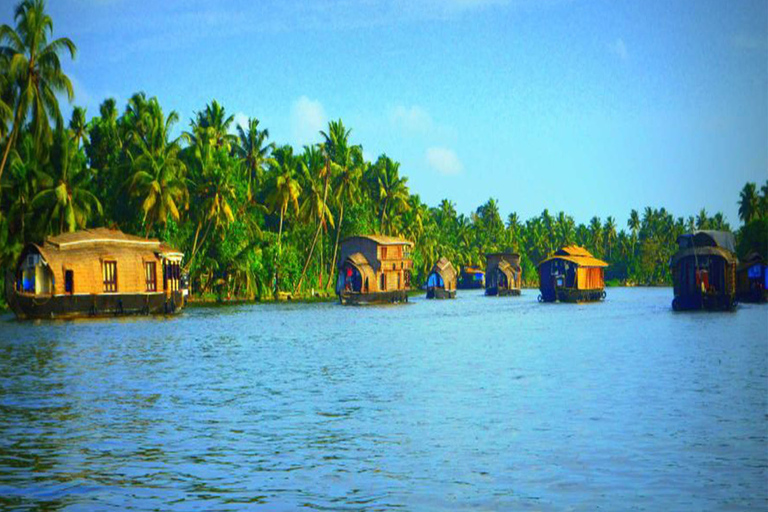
xmin=326 ymin=200 xmax=345 ymax=290
xmin=294 ymin=163 xmax=330 ymax=295
xmin=380 ymin=197 xmax=388 ymax=233
xmin=273 ymin=204 xmax=285 ymax=297
xmin=0 ymin=105 xmax=22 ymax=202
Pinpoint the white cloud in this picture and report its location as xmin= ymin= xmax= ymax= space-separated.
xmin=390 ymin=105 xmax=434 ymax=133
xmin=608 ymin=38 xmax=628 ymax=60
xmin=426 ymin=147 xmax=463 ymax=175
xmin=290 ymin=96 xmax=326 ymax=147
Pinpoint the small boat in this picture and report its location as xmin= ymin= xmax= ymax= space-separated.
xmin=426 ymin=257 xmax=457 ymax=299
xmin=458 ymin=266 xmax=484 ymax=289
xmin=336 ymin=235 xmax=413 ymax=305
xmin=485 ymin=252 xmax=522 ymax=296
xmin=5 ymin=228 xmax=186 ymax=319
xmin=670 ymin=230 xmax=737 ymax=311
xmin=537 ymin=246 xmax=608 ymax=303
xmin=736 ymin=252 xmax=767 ymax=303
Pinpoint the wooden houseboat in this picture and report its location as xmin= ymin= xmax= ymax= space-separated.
xmin=736 ymin=252 xmax=767 ymax=303
xmin=485 ymin=253 xmax=522 ymax=296
xmin=5 ymin=228 xmax=186 ymax=319
xmin=670 ymin=230 xmax=737 ymax=311
xmin=458 ymin=266 xmax=485 ymax=289
xmin=537 ymin=246 xmax=608 ymax=303
xmin=336 ymin=235 xmax=413 ymax=305
xmin=426 ymin=257 xmax=457 ymax=299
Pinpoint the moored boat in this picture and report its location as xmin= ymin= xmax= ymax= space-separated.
xmin=336 ymin=235 xmax=413 ymax=305
xmin=670 ymin=231 xmax=738 ymax=311
xmin=485 ymin=252 xmax=522 ymax=296
xmin=458 ymin=266 xmax=485 ymax=289
xmin=736 ymin=252 xmax=767 ymax=303
xmin=537 ymin=246 xmax=608 ymax=303
xmin=426 ymin=257 xmax=457 ymax=299
xmin=5 ymin=228 xmax=186 ymax=319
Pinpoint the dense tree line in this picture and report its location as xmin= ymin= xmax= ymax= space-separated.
xmin=1 ymin=0 xmax=766 ymax=304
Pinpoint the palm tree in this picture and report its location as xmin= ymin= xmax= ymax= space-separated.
xmin=189 ymin=99 xmax=236 ymax=151
xmin=234 ymin=117 xmax=274 ymax=202
xmin=696 ymin=208 xmax=709 ymax=230
xmin=30 ymin=123 xmax=101 ymax=234
xmin=68 ymin=106 xmax=87 ymax=148
xmin=604 ymin=216 xmax=617 ymax=260
xmin=0 ymin=0 xmax=76 ymax=191
xmin=266 ymin=145 xmax=303 ymax=295
xmin=738 ymin=182 xmax=759 ymax=224
xmin=627 ymin=209 xmax=640 ymax=253
xmin=375 ymin=155 xmax=410 ymax=234
xmin=124 ymin=103 xmax=187 ymax=236
xmin=589 ymin=216 xmax=603 ymax=256
xmin=295 ymin=144 xmax=334 ymax=294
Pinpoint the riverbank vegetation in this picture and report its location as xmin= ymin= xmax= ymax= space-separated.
xmin=1 ymin=0 xmax=766 ymax=305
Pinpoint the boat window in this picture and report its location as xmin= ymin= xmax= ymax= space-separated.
xmin=145 ymin=262 xmax=157 ymax=292
xmin=65 ymin=270 xmax=74 ymax=294
xmin=397 ymin=272 xmax=402 ymax=289
xmin=103 ymin=261 xmax=118 ymax=292
xmin=380 ymin=273 xmax=386 ymax=291
xmin=381 ymin=247 xmax=388 ymax=260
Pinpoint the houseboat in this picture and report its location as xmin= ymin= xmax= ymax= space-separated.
xmin=5 ymin=228 xmax=186 ymax=319
xmin=426 ymin=257 xmax=457 ymax=299
xmin=336 ymin=235 xmax=413 ymax=305
xmin=458 ymin=266 xmax=485 ymax=289
xmin=485 ymin=253 xmax=522 ymax=296
xmin=736 ymin=252 xmax=767 ymax=303
xmin=670 ymin=230 xmax=737 ymax=311
xmin=537 ymin=246 xmax=608 ymax=303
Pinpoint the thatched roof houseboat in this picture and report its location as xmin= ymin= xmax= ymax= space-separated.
xmin=458 ymin=266 xmax=484 ymax=289
xmin=736 ymin=252 xmax=767 ymax=303
xmin=670 ymin=230 xmax=738 ymax=311
xmin=537 ymin=246 xmax=608 ymax=303
xmin=485 ymin=253 xmax=522 ymax=296
xmin=5 ymin=228 xmax=186 ymax=319
xmin=426 ymin=257 xmax=457 ymax=299
xmin=336 ymin=235 xmax=413 ymax=305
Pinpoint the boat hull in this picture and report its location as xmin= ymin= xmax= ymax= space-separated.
xmin=5 ymin=286 xmax=185 ymax=320
xmin=426 ymin=287 xmax=456 ymax=299
xmin=672 ymin=292 xmax=736 ymax=311
xmin=485 ymin=287 xmax=521 ymax=297
xmin=539 ymin=287 xmax=605 ymax=303
xmin=338 ymin=290 xmax=409 ymax=305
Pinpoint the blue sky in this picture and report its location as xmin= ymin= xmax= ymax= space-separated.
xmin=3 ymin=0 xmax=766 ymax=227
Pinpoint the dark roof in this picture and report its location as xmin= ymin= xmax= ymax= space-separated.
xmin=676 ymin=231 xmax=736 ymax=253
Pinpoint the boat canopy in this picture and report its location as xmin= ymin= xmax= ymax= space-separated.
xmin=676 ymin=231 xmax=736 ymax=253
xmin=538 ymin=245 xmax=608 ymax=268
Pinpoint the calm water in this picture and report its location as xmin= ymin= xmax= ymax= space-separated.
xmin=0 ymin=288 xmax=766 ymax=511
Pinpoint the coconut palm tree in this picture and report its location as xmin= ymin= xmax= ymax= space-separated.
xmin=738 ymin=182 xmax=759 ymax=224
xmin=0 ymin=0 xmax=76 ymax=190
xmin=189 ymin=99 xmax=236 ymax=151
xmin=628 ymin=209 xmax=640 ymax=252
xmin=266 ymin=145 xmax=303 ymax=295
xmin=30 ymin=123 xmax=101 ymax=234
xmin=123 ymin=103 xmax=187 ymax=236
xmin=375 ymin=155 xmax=410 ymax=234
xmin=589 ymin=216 xmax=603 ymax=256
xmin=68 ymin=106 xmax=87 ymax=148
xmin=295 ymin=144 xmax=334 ymax=294
xmin=696 ymin=208 xmax=709 ymax=230
xmin=234 ymin=117 xmax=274 ymax=202
xmin=604 ymin=216 xmax=617 ymax=260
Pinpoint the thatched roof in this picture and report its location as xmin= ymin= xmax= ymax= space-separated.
xmin=342 ymin=234 xmax=413 ymax=247
xmin=670 ymin=246 xmax=738 ymax=267
xmin=46 ymin=228 xmax=162 ymax=250
xmin=496 ymin=260 xmax=517 ymax=281
xmin=342 ymin=252 xmax=376 ymax=284
xmin=429 ymin=257 xmax=457 ymax=282
xmin=538 ymin=245 xmax=608 ymax=268
xmin=676 ymin=231 xmax=736 ymax=253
